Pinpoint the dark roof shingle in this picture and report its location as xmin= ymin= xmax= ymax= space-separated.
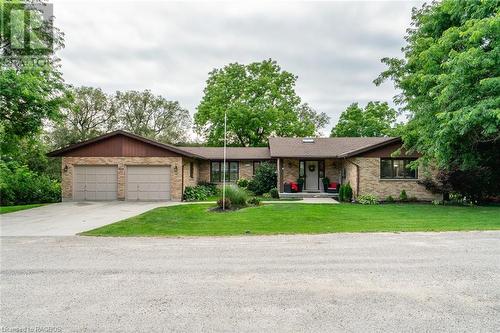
xmin=177 ymin=147 xmax=270 ymax=160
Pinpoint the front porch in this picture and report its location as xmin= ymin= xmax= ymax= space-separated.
xmin=276 ymin=158 xmax=343 ymax=196
xmin=279 ymin=191 xmax=339 ymax=199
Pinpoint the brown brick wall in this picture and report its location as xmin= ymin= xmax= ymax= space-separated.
xmin=324 ymin=159 xmax=341 ymax=183
xmin=342 ymin=159 xmax=358 ymax=197
xmin=61 ymin=156 xmax=183 ymax=201
xmin=182 ymin=158 xmax=199 ymax=189
xmin=239 ymin=161 xmax=253 ymax=180
xmin=347 ymin=157 xmax=441 ymax=201
xmin=282 ymin=159 xmax=300 ymax=183
xmin=199 ymin=160 xmax=210 ymax=183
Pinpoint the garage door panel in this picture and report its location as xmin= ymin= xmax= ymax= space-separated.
xmin=73 ymin=166 xmax=118 ymax=201
xmin=126 ymin=166 xmax=170 ymax=201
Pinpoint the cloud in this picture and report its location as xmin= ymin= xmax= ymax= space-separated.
xmin=53 ymin=0 xmax=423 ymax=136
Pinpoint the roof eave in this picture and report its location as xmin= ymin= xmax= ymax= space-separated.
xmin=46 ymin=130 xmax=204 ymax=159
xmin=338 ymin=137 xmax=402 ymax=158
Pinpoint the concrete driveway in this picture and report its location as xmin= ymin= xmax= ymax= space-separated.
xmin=1 ymin=232 xmax=499 ymax=332
xmin=0 ymin=201 xmax=174 ymax=236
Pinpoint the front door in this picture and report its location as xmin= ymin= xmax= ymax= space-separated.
xmin=305 ymin=161 xmax=319 ymax=191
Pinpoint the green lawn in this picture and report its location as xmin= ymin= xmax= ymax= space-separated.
xmin=81 ymin=203 xmax=500 ymax=237
xmin=197 ymin=195 xmax=301 ymax=202
xmin=0 ymin=204 xmax=45 ymax=214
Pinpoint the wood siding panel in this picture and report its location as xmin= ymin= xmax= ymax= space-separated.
xmin=65 ymin=134 xmax=181 ymax=157
xmin=358 ymin=142 xmax=420 ymax=158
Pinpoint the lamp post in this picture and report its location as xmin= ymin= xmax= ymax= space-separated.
xmin=222 ymin=111 xmax=227 ymax=210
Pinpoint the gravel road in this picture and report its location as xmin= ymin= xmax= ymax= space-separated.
xmin=1 ymin=232 xmax=499 ymax=332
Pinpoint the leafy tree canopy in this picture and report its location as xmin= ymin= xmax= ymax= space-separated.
xmin=1 ymin=0 xmax=69 ymax=157
xmin=375 ymin=0 xmax=500 ymax=173
xmin=330 ymin=101 xmax=397 ymax=137
xmin=115 ymin=90 xmax=191 ymax=144
xmin=194 ymin=59 xmax=329 ymax=146
xmin=50 ymin=86 xmax=117 ymax=149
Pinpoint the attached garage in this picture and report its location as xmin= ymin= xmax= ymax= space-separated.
xmin=73 ymin=166 xmax=118 ymax=201
xmin=47 ymin=130 xmax=203 ymax=202
xmin=126 ymin=166 xmax=171 ymax=201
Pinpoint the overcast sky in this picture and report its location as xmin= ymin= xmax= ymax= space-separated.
xmin=53 ymin=0 xmax=423 ymax=135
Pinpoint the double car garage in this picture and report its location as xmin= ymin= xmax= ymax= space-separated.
xmin=73 ymin=165 xmax=171 ymax=201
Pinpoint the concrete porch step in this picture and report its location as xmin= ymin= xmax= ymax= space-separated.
xmin=279 ymin=192 xmax=339 ymax=198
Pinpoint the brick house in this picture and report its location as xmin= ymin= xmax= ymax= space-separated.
xmin=48 ymin=130 xmax=440 ymax=201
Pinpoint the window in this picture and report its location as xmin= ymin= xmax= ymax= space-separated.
xmin=299 ymin=161 xmax=305 ymax=177
xmin=380 ymin=159 xmax=417 ymax=179
xmin=189 ymin=162 xmax=194 ymax=178
xmin=210 ymin=161 xmax=239 ymax=182
xmin=318 ymin=160 xmax=325 ymax=178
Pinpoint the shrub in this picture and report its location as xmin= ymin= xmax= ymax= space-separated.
xmin=222 ymin=185 xmax=248 ymax=207
xmin=247 ymin=197 xmax=261 ymax=206
xmin=247 ymin=162 xmax=277 ymax=195
xmin=419 ymin=167 xmax=499 ymax=204
xmin=0 ymin=161 xmax=60 ymax=206
xmin=339 ymin=183 xmax=353 ymax=202
xmin=385 ymin=195 xmax=395 ymax=203
xmin=183 ymin=185 xmax=209 ymax=201
xmin=262 ymin=192 xmax=271 ymax=198
xmin=197 ymin=182 xmax=218 ymax=196
xmin=217 ymin=197 xmax=231 ymax=210
xmin=408 ymin=196 xmax=418 ymax=202
xmin=297 ymin=177 xmax=304 ymax=191
xmin=269 ymin=188 xmax=279 ymax=198
xmin=322 ymin=177 xmax=329 ymax=191
xmin=399 ymin=190 xmax=408 ymax=202
xmin=237 ymin=178 xmax=249 ymax=188
xmin=432 ymin=199 xmax=442 ymax=205
xmin=357 ymin=194 xmax=379 ymax=205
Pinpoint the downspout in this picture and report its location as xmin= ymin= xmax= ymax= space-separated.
xmin=344 ymin=158 xmax=360 ymax=197
xmin=181 ymin=161 xmax=185 ymax=201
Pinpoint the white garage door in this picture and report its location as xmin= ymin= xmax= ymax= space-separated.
xmin=74 ymin=166 xmax=118 ymax=201
xmin=126 ymin=166 xmax=171 ymax=201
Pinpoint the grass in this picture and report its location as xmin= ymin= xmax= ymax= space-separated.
xmin=197 ymin=194 xmax=302 ymax=202
xmin=81 ymin=203 xmax=500 ymax=237
xmin=0 ymin=204 xmax=45 ymax=214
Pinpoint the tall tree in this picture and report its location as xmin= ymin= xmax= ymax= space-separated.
xmin=194 ymin=59 xmax=329 ymax=146
xmin=374 ymin=0 xmax=499 ymax=175
xmin=50 ymin=86 xmax=117 ymax=148
xmin=115 ymin=90 xmax=191 ymax=144
xmin=330 ymin=101 xmax=397 ymax=137
xmin=1 ymin=0 xmax=69 ymax=157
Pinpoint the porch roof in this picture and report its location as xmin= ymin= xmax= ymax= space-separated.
xmin=268 ymin=137 xmax=400 ymax=158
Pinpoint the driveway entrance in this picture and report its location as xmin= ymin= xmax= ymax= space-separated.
xmin=0 ymin=201 xmax=174 ymax=236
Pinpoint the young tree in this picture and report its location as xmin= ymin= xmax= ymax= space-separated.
xmin=194 ymin=59 xmax=329 ymax=146
xmin=330 ymin=101 xmax=397 ymax=137
xmin=50 ymin=86 xmax=117 ymax=148
xmin=374 ymin=0 xmax=499 ymax=192
xmin=115 ymin=90 xmax=191 ymax=144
